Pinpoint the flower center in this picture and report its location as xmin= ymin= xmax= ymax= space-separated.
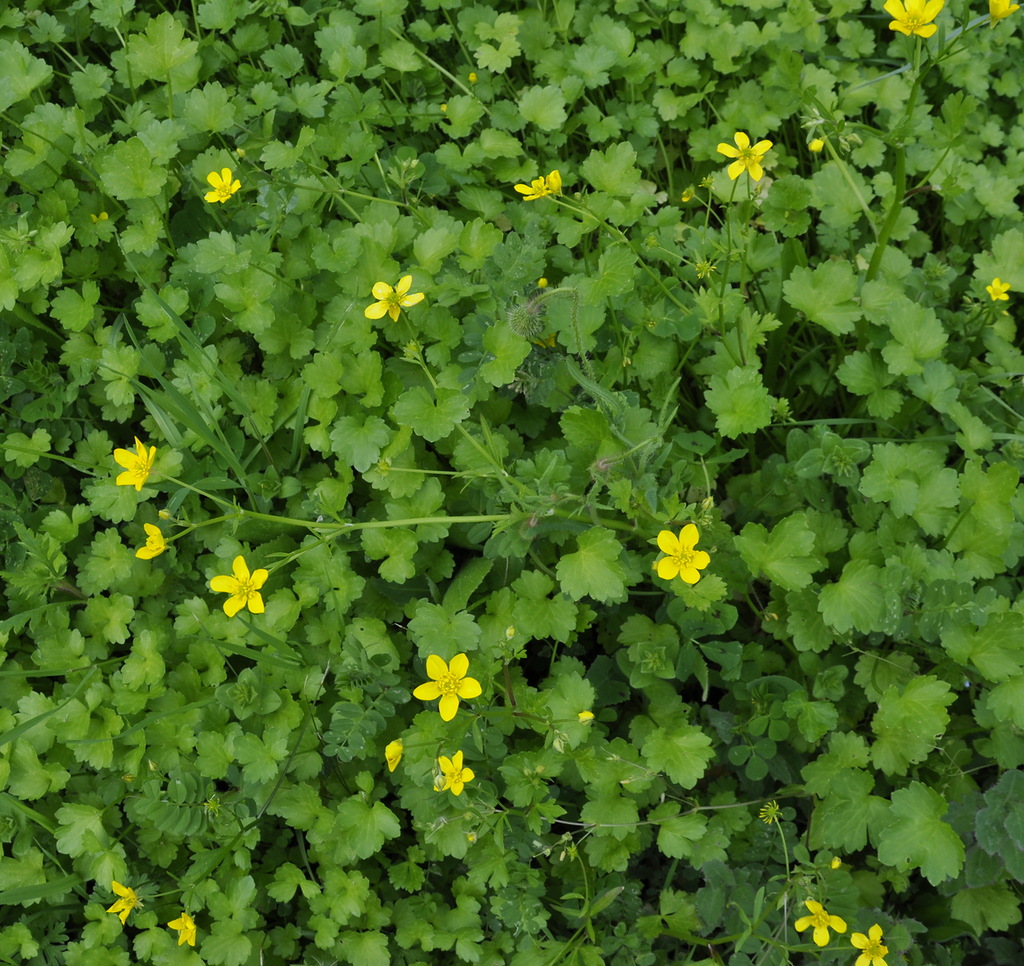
xmin=809 ymin=908 xmax=830 ymax=928
xmin=674 ymin=548 xmax=696 ymax=568
xmin=437 ymin=672 xmax=461 ymax=695
xmin=237 ymin=577 xmax=259 ymax=598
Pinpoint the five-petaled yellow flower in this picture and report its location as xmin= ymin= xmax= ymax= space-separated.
xmin=514 ymin=170 xmax=562 ymax=201
xmin=717 ymin=132 xmax=773 ymax=181
xmin=210 ymin=555 xmax=269 ymax=617
xmin=413 ymin=653 xmax=482 ymax=721
xmin=990 ymin=0 xmax=1020 ymax=21
xmin=987 ymin=277 xmax=1011 ymax=301
xmin=851 ymin=924 xmax=889 ymax=966
xmin=884 ymin=0 xmax=944 ymax=37
xmin=385 ymin=739 xmax=403 ymax=772
xmin=204 ymin=167 xmax=241 ymax=203
xmin=107 ymin=881 xmax=141 ymax=924
xmin=437 ymin=750 xmax=475 ymax=795
xmin=656 ymin=524 xmax=711 ymax=584
xmin=794 ymin=899 xmax=847 ymax=947
xmin=167 ymin=912 xmax=197 ymax=947
xmin=135 ymin=523 xmax=167 ymax=560
xmin=114 ymin=437 xmax=157 ymax=491
xmin=364 ymin=275 xmax=425 ymax=322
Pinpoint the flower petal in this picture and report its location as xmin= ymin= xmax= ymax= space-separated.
xmin=231 ymin=556 xmax=250 ymax=581
xmin=399 ymin=292 xmax=425 ymax=308
xmin=425 ymin=654 xmax=448 ymax=680
xmin=223 ymin=594 xmax=245 ymax=617
xmin=438 ymin=692 xmax=460 ymax=721
xmin=717 ymin=142 xmax=740 ymax=158
xmin=371 ymin=282 xmax=393 ymax=300
xmin=458 ymin=676 xmax=482 ymax=699
xmin=250 ymin=568 xmax=269 ymax=589
xmin=395 ymin=275 xmax=413 ymax=296
xmin=812 ymin=925 xmax=830 ymax=947
xmin=678 ymin=524 xmax=700 ymax=551
xmin=461 ymin=766 xmax=475 ymax=783
xmin=656 ymin=530 xmax=681 ymax=555
xmin=656 ymin=557 xmax=681 ymax=580
xmin=449 ymin=653 xmax=469 ymax=678
xmin=246 ymin=592 xmax=265 ymax=614
xmin=364 ymin=301 xmax=389 ymax=319
xmin=727 ymin=159 xmax=745 ymax=180
xmin=413 ymin=681 xmax=442 ymax=700
xmin=733 ymin=131 xmax=750 ymax=150
xmin=210 ymin=575 xmax=239 ymax=593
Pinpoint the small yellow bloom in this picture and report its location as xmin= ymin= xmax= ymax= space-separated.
xmin=514 ymin=170 xmax=562 ymax=201
xmin=114 ymin=437 xmax=157 ymax=491
xmin=107 ymin=881 xmax=141 ymax=925
xmin=204 ymin=167 xmax=241 ymax=203
xmin=364 ymin=275 xmax=425 ymax=322
xmin=210 ymin=555 xmax=269 ymax=617
xmin=990 ymin=0 xmax=1020 ymax=20
xmin=809 ymin=138 xmax=825 ymax=152
xmin=850 ymin=924 xmax=889 ymax=966
xmin=695 ymin=260 xmax=717 ymax=279
xmin=135 ymin=523 xmax=167 ymax=560
xmin=90 ymin=211 xmax=109 ymax=223
xmin=414 ymin=654 xmax=483 ymax=721
xmin=794 ymin=899 xmax=847 ymax=947
xmin=681 ymin=187 xmax=695 ymax=202
xmin=884 ymin=0 xmax=944 ymax=38
xmin=437 ymin=750 xmax=475 ymax=796
xmin=831 ymin=856 xmax=842 ymax=869
xmin=167 ymin=912 xmax=197 ymax=947
xmin=468 ymin=72 xmax=478 ymax=83
xmin=987 ymin=277 xmax=1011 ymax=301
xmin=385 ymin=739 xmax=403 ymax=772
xmin=537 ymin=277 xmax=548 ymax=288
xmin=656 ymin=524 xmax=711 ymax=585
xmin=759 ymin=800 xmax=781 ymax=824
xmin=578 ymin=710 xmax=595 ymax=723
xmin=440 ymin=103 xmax=448 ymax=112
xmin=717 ymin=131 xmax=773 ymax=181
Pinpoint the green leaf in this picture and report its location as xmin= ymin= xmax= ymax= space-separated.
xmin=580 ymin=142 xmax=642 ymax=197
xmin=975 ymin=769 xmax=1024 ymax=881
xmin=704 ymin=367 xmax=774 ymax=438
xmin=408 ymin=602 xmax=481 ymax=655
xmin=950 ymin=885 xmax=1023 ymax=934
xmin=782 ymin=261 xmax=861 ymax=335
xmin=782 ymin=689 xmax=837 ymax=743
xmin=818 ymin=560 xmax=884 ymax=634
xmin=653 ymin=808 xmax=708 ymax=859
xmin=578 ymin=246 xmax=638 ymax=303
xmin=519 ymin=85 xmax=568 ymax=130
xmin=876 ymin=782 xmax=964 ymax=885
xmin=329 ymin=416 xmax=390 ymax=472
xmin=880 ymin=301 xmax=948 ymax=376
xmin=641 ymin=724 xmax=714 ymax=788
xmin=392 ymin=387 xmax=470 ymax=442
xmin=2 ymin=429 xmax=52 ymax=468
xmin=871 ymin=676 xmax=954 ymax=776
xmin=183 ymin=81 xmax=237 ymax=132
xmin=479 ymin=323 xmax=531 ymax=387
xmin=125 ymin=12 xmax=200 ymax=88
xmin=0 ymin=40 xmax=53 ymax=111
xmin=943 ymin=612 xmax=1024 ymax=683
xmin=554 ymin=527 xmax=627 ymax=603
xmin=735 ymin=513 xmax=824 ymax=591
xmin=95 ymin=138 xmax=168 ymax=200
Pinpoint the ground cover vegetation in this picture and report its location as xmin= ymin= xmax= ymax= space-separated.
xmin=1 ymin=0 xmax=1023 ymax=963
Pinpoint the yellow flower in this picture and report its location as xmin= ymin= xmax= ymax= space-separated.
xmin=850 ymin=924 xmax=888 ymax=966
xmin=210 ymin=555 xmax=269 ymax=617
xmin=537 ymin=277 xmax=549 ymax=288
xmin=831 ymin=856 xmax=842 ymax=869
xmin=204 ymin=167 xmax=241 ymax=203
xmin=385 ymin=739 xmax=403 ymax=772
xmin=107 ymin=881 xmax=141 ymax=925
xmin=413 ymin=653 xmax=482 ymax=721
xmin=468 ymin=72 xmax=478 ymax=83
xmin=437 ymin=750 xmax=475 ymax=795
xmin=717 ymin=132 xmax=773 ymax=181
xmin=114 ymin=437 xmax=157 ymax=491
xmin=135 ymin=523 xmax=167 ymax=560
xmin=167 ymin=912 xmax=197 ymax=947
xmin=364 ymin=275 xmax=425 ymax=322
xmin=884 ymin=0 xmax=944 ymax=37
xmin=990 ymin=0 xmax=1020 ymax=20
xmin=656 ymin=524 xmax=711 ymax=584
xmin=809 ymin=138 xmax=825 ymax=152
xmin=759 ymin=800 xmax=781 ymax=824
xmin=987 ymin=277 xmax=1011 ymax=301
xmin=514 ymin=170 xmax=562 ymax=201
xmin=695 ymin=260 xmax=717 ymax=279
xmin=681 ymin=187 xmax=695 ymax=202
xmin=794 ymin=899 xmax=847 ymax=947
xmin=90 ymin=211 xmax=109 ymax=223
xmin=578 ymin=710 xmax=595 ymax=723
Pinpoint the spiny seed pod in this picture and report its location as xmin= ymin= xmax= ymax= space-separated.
xmin=505 ymin=300 xmax=545 ymax=340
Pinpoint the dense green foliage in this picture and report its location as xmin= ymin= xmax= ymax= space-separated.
xmin=2 ymin=0 xmax=1024 ymax=964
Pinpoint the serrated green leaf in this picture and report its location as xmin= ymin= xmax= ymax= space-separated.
xmin=641 ymin=724 xmax=714 ymax=788
xmin=871 ymin=676 xmax=954 ymax=776
xmin=580 ymin=142 xmax=641 ymax=197
xmin=392 ymin=387 xmax=470 ymax=442
xmin=782 ymin=261 xmax=861 ymax=335
xmin=554 ymin=527 xmax=627 ymax=603
xmin=877 ymin=782 xmax=964 ymax=885
xmin=735 ymin=513 xmax=823 ymax=591
xmin=519 ymin=85 xmax=568 ymax=130
xmin=704 ymin=366 xmax=774 ymax=438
